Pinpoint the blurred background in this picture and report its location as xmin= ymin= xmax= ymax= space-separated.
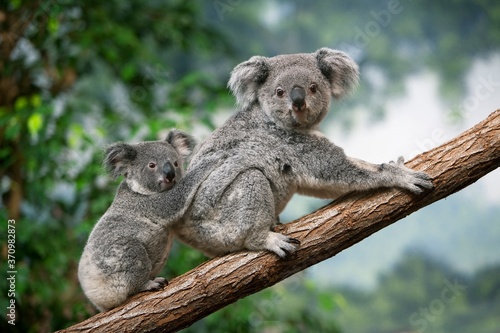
xmin=1 ymin=0 xmax=499 ymax=332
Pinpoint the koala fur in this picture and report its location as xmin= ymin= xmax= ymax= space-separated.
xmin=78 ymin=129 xmax=213 ymax=312
xmin=172 ymin=48 xmax=433 ymax=259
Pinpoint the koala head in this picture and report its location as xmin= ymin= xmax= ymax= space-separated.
xmin=104 ymin=129 xmax=196 ymax=195
xmin=228 ymin=48 xmax=359 ymax=130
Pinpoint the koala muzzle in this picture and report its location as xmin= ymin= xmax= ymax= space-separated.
xmin=291 ymin=86 xmax=306 ymax=111
xmin=162 ymin=162 xmax=176 ymax=182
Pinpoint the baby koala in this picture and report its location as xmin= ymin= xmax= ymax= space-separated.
xmin=78 ymin=129 xmax=198 ymax=312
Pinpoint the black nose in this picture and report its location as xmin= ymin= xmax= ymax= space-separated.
xmin=290 ymin=86 xmax=306 ymax=109
xmin=162 ymin=162 xmax=176 ymax=182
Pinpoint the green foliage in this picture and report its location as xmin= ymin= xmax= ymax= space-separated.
xmin=1 ymin=1 xmax=232 ymax=331
xmin=333 ymin=252 xmax=500 ymax=333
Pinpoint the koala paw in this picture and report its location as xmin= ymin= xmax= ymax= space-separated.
xmin=265 ymin=232 xmax=301 ymax=258
xmin=141 ymin=277 xmax=168 ymax=292
xmin=385 ymin=157 xmax=434 ymax=194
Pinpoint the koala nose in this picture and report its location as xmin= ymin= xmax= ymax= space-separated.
xmin=162 ymin=162 xmax=176 ymax=182
xmin=291 ymin=86 xmax=306 ymax=110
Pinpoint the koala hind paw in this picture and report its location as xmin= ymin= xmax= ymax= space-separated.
xmin=141 ymin=277 xmax=168 ymax=292
xmin=265 ymin=232 xmax=300 ymax=258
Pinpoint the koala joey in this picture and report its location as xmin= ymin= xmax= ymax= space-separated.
xmin=173 ymin=47 xmax=433 ymax=259
xmin=78 ymin=129 xmax=218 ymax=312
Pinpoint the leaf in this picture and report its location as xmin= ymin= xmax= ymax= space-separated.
xmin=31 ymin=94 xmax=42 ymax=108
xmin=27 ymin=112 xmax=43 ymax=137
xmin=5 ymin=118 xmax=21 ymax=139
xmin=120 ymin=63 xmax=137 ymax=81
xmin=68 ymin=123 xmax=84 ymax=148
xmin=318 ymin=293 xmax=336 ymax=311
xmin=48 ymin=17 xmax=60 ymax=34
xmin=14 ymin=97 xmax=28 ymax=111
xmin=10 ymin=0 xmax=21 ymax=9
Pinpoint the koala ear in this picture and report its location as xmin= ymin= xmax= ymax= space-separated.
xmin=228 ymin=55 xmax=269 ymax=109
xmin=165 ymin=129 xmax=197 ymax=160
xmin=103 ymin=143 xmax=137 ymax=178
xmin=315 ymin=48 xmax=359 ymax=99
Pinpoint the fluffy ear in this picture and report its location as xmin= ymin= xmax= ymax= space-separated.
xmin=227 ymin=55 xmax=269 ymax=109
xmin=103 ymin=143 xmax=137 ymax=178
xmin=165 ymin=129 xmax=197 ymax=160
xmin=315 ymin=48 xmax=359 ymax=99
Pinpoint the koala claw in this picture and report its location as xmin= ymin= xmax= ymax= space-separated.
xmin=287 ymin=237 xmax=301 ymax=245
xmin=404 ymin=171 xmax=434 ymax=194
xmin=153 ymin=277 xmax=168 ymax=285
xmin=410 ymin=175 xmax=433 ymax=196
xmin=265 ymin=232 xmax=300 ymax=258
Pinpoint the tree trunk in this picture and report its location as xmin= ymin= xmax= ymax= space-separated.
xmin=59 ymin=109 xmax=500 ymax=333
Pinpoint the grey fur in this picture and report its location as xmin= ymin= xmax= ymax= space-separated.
xmin=78 ymin=130 xmax=212 ymax=312
xmin=173 ymin=48 xmax=433 ymax=259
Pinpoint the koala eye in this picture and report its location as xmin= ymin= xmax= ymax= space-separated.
xmin=309 ymin=84 xmax=318 ymax=94
xmin=276 ymin=87 xmax=285 ymax=98
xmin=173 ymin=161 xmax=179 ymax=167
xmin=148 ymin=162 xmax=157 ymax=169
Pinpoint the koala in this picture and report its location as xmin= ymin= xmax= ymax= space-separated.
xmin=78 ymin=129 xmax=211 ymax=312
xmin=172 ymin=48 xmax=433 ymax=258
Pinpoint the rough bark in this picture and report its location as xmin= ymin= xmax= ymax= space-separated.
xmin=59 ymin=109 xmax=500 ymax=333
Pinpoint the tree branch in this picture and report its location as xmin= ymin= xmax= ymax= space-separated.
xmin=59 ymin=109 xmax=500 ymax=333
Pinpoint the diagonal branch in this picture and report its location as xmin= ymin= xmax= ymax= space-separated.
xmin=59 ymin=109 xmax=500 ymax=333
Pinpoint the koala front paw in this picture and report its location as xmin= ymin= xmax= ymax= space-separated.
xmin=141 ymin=277 xmax=168 ymax=292
xmin=265 ymin=232 xmax=300 ymax=258
xmin=384 ymin=157 xmax=434 ymax=194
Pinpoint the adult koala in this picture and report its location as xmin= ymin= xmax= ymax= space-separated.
xmin=173 ymin=48 xmax=433 ymax=258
